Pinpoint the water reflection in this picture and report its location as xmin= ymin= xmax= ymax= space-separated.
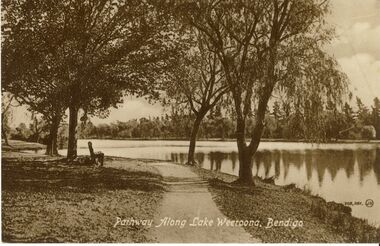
xmin=171 ymin=148 xmax=380 ymax=185
xmin=171 ymin=148 xmax=380 ymax=227
xmin=374 ymin=149 xmax=380 ymax=183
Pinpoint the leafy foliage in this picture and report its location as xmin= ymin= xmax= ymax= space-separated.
xmin=2 ymin=0 xmax=176 ymax=116
xmin=174 ymin=0 xmax=348 ymax=143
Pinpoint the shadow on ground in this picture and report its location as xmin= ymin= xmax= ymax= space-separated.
xmin=2 ymin=159 xmax=164 ymax=193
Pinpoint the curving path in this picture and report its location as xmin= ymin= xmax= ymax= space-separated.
xmin=149 ymin=162 xmax=260 ymax=243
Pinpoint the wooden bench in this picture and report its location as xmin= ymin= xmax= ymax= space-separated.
xmin=88 ymin=141 xmax=104 ymax=167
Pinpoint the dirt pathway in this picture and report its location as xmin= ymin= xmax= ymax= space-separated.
xmin=149 ymin=162 xmax=260 ymax=243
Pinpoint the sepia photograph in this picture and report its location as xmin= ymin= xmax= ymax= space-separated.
xmin=1 ymin=0 xmax=380 ymax=243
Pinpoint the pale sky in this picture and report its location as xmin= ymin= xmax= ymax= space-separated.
xmin=8 ymin=0 xmax=380 ymax=126
xmin=326 ymin=0 xmax=380 ymax=106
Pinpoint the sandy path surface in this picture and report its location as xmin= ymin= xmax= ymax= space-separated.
xmin=149 ymin=162 xmax=260 ymax=243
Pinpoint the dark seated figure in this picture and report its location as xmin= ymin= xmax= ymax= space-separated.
xmin=88 ymin=141 xmax=104 ymax=167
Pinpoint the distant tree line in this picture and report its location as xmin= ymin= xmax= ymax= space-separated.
xmin=78 ymin=97 xmax=380 ymax=141
xmin=10 ymin=96 xmax=380 ymax=143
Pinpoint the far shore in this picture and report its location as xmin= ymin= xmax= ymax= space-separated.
xmin=2 ymin=138 xmax=379 ymax=155
xmin=78 ymin=137 xmax=380 ymax=144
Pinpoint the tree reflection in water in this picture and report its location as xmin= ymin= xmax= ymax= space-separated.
xmin=170 ymin=148 xmax=379 ymax=185
xmin=374 ymin=148 xmax=380 ymax=184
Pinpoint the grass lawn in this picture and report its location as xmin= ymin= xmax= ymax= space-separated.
xmin=190 ymin=166 xmax=380 ymax=243
xmin=1 ymin=155 xmax=164 ymax=243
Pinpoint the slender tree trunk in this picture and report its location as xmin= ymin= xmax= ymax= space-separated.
xmin=187 ymin=113 xmax=205 ymax=165
xmin=2 ymin=124 xmax=9 ymax=146
xmin=67 ymin=105 xmax=79 ymax=159
xmin=45 ymin=115 xmax=60 ymax=156
xmin=1 ymin=95 xmax=14 ymax=146
xmin=34 ymin=117 xmax=40 ymax=143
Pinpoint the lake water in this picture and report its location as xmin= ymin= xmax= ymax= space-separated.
xmin=60 ymin=139 xmax=380 ymax=227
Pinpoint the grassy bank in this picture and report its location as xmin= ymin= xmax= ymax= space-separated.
xmin=190 ymin=167 xmax=380 ymax=243
xmin=2 ymin=140 xmax=45 ymax=151
xmin=1 ymin=155 xmax=164 ymax=243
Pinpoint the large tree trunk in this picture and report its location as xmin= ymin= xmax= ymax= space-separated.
xmin=235 ymin=119 xmax=255 ymax=185
xmin=237 ymin=145 xmax=254 ymax=184
xmin=67 ymin=105 xmax=79 ymax=159
xmin=187 ymin=113 xmax=205 ymax=165
xmin=237 ymin=95 xmax=268 ymax=185
xmin=45 ymin=115 xmax=60 ymax=156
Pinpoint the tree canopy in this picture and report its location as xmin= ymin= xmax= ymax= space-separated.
xmin=2 ymin=0 xmax=179 ymax=156
xmin=173 ymin=0 xmax=348 ymax=184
